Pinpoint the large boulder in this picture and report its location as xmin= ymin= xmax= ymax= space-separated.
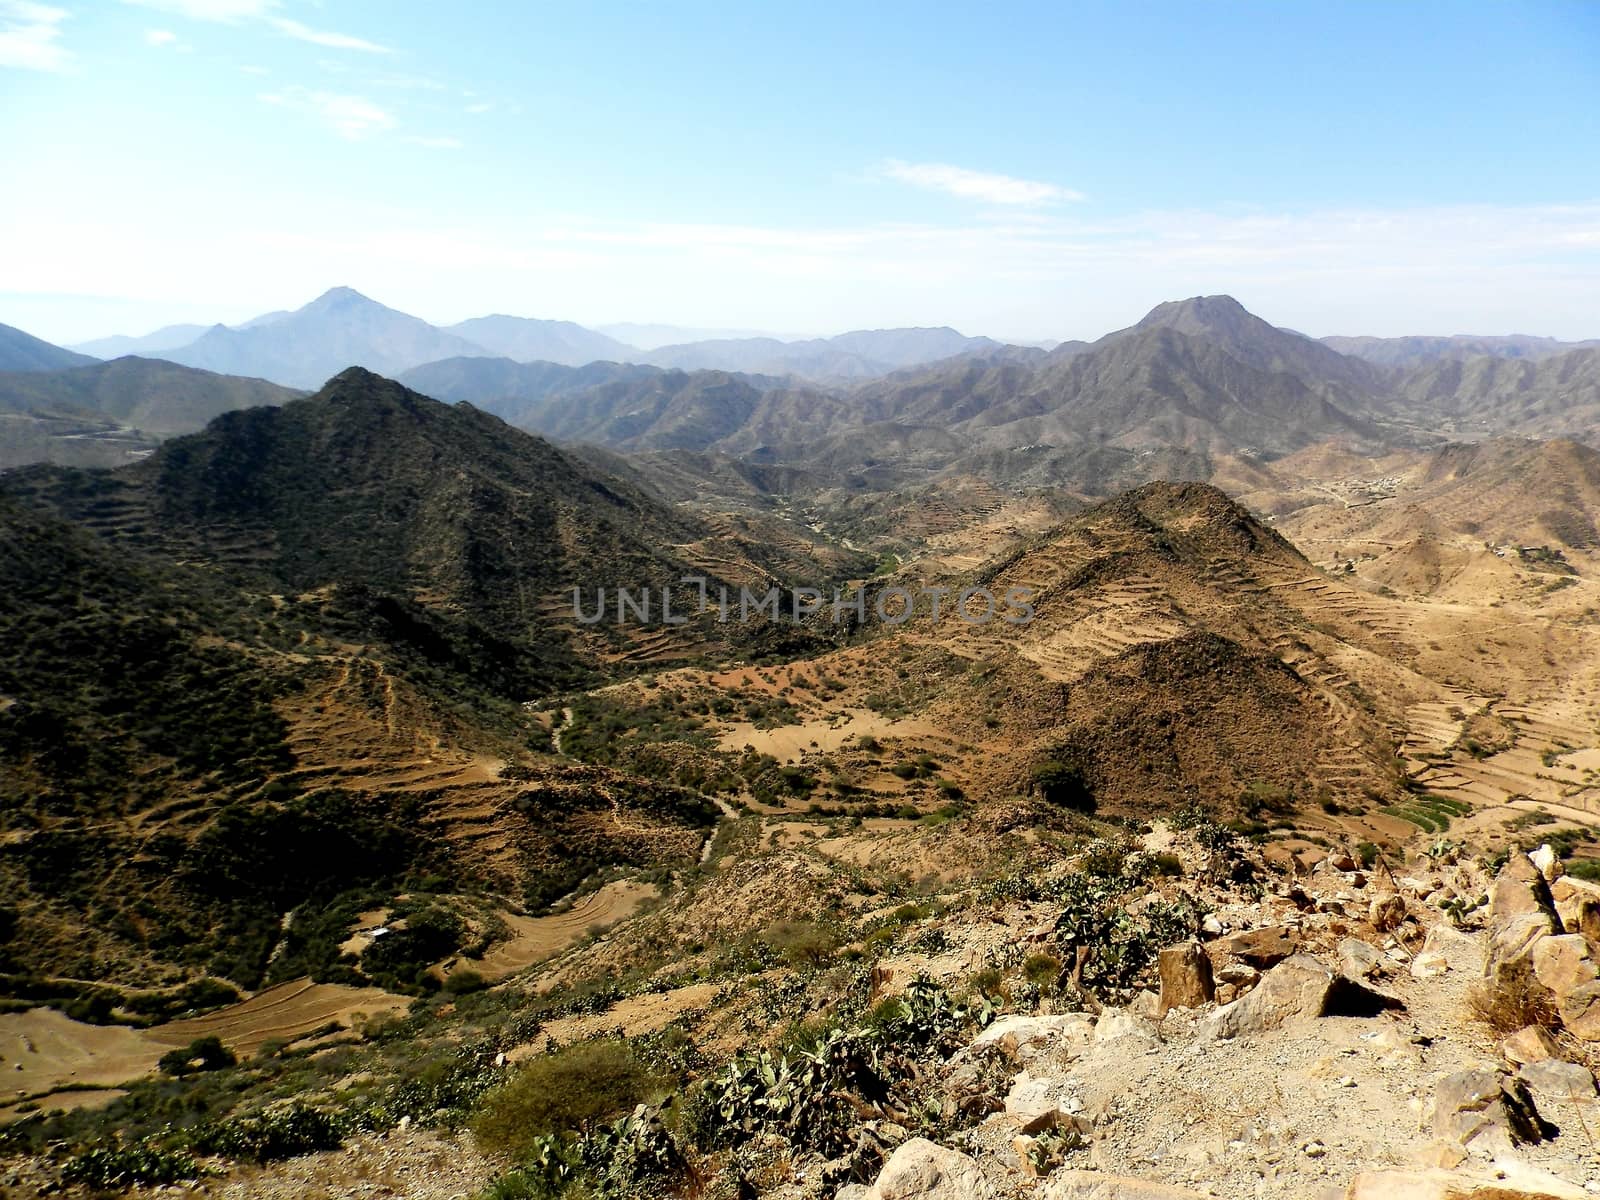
xmin=1557 ymin=979 xmax=1600 ymax=1041
xmin=1157 ymin=942 xmax=1214 ymax=1013
xmin=1432 ymin=1069 xmax=1549 ymax=1156
xmin=1043 ymin=1171 xmax=1212 ymax=1198
xmin=864 ymin=1137 xmax=998 ymax=1200
xmin=1201 ymin=953 xmax=1398 ymax=1040
xmin=1488 ymin=854 xmax=1561 ymax=931
xmin=970 ymin=1013 xmax=1095 ymax=1064
xmin=1530 ymin=934 xmax=1599 ymax=999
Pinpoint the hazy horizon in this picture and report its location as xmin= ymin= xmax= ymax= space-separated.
xmin=3 ymin=1 xmax=1598 ymax=345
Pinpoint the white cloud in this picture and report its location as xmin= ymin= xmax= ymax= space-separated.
xmin=258 ymin=86 xmax=395 ymax=139
xmin=121 ymin=0 xmax=389 ymax=53
xmin=403 ymin=135 xmax=462 ymax=150
xmin=0 ymin=0 xmax=71 ymax=72
xmin=143 ymin=27 xmax=176 ymax=44
xmin=122 ymin=0 xmax=275 ymax=17
xmin=267 ymin=16 xmax=388 ymax=54
xmin=464 ymin=101 xmax=493 ymax=114
xmin=882 ymin=159 xmax=1084 ymax=206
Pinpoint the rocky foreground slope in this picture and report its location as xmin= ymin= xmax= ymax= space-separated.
xmin=795 ymin=836 xmax=1600 ymax=1200
xmin=11 ymin=822 xmax=1599 ymax=1200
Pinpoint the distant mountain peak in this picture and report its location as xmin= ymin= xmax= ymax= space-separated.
xmin=1135 ymin=294 xmax=1255 ymax=333
xmin=302 ymin=286 xmax=379 ymax=312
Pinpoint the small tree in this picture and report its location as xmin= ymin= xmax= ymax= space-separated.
xmin=158 ymin=1035 xmax=236 ymax=1076
xmin=1031 ymin=760 xmax=1095 ymax=813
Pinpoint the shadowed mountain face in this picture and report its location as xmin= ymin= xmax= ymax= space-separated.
xmin=5 ymin=369 xmax=712 ymax=633
xmin=0 ymin=357 xmax=302 ymax=435
xmin=0 ymin=322 xmax=96 ymax=373
xmin=164 ymin=287 xmax=492 ymax=388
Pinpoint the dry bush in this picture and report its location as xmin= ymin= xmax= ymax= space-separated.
xmin=1469 ymin=961 xmax=1559 ymax=1035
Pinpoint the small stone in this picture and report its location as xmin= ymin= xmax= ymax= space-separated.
xmin=1370 ymin=894 xmax=1407 ymax=932
xmin=1531 ymin=844 xmax=1563 ymax=882
xmin=1501 ymin=1025 xmax=1562 ymax=1067
xmin=1303 ymin=1140 xmax=1327 ymax=1158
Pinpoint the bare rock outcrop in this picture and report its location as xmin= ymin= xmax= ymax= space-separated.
xmin=862 ymin=1137 xmax=998 ymax=1200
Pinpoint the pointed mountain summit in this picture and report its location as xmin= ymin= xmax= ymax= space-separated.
xmin=1111 ymin=294 xmax=1391 ymax=410
xmin=164 ymin=287 xmax=491 ymax=388
xmin=5 ymin=368 xmax=712 ymax=641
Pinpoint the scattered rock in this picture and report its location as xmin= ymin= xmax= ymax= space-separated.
xmin=1501 ymin=1024 xmax=1563 ymax=1067
xmin=1344 ymin=1166 xmax=1588 ymax=1198
xmin=1557 ymin=979 xmax=1600 ymax=1041
xmin=863 ymin=1137 xmax=998 ymax=1200
xmin=1530 ymin=844 xmax=1563 ymax=882
xmin=1211 ymin=926 xmax=1298 ymax=967
xmin=1517 ymin=1058 xmax=1597 ymax=1103
xmin=1370 ymin=893 xmax=1407 ymax=933
xmin=970 ymin=1014 xmax=1095 ymax=1064
xmin=1432 ymin=1069 xmax=1550 ymax=1156
xmin=1041 ymin=1171 xmax=1213 ymax=1198
xmin=1157 ymin=942 xmax=1214 ymax=1014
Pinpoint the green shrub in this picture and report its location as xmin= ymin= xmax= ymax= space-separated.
xmin=761 ymin=920 xmax=838 ymax=968
xmin=62 ymin=1144 xmax=205 ymax=1188
xmin=1023 ymin=953 xmax=1063 ymax=991
xmin=157 ymin=1035 xmax=236 ymax=1076
xmin=1031 ymin=760 xmax=1095 ymax=813
xmin=444 ymin=969 xmax=488 ymax=995
xmin=187 ymin=1104 xmax=344 ymax=1163
xmin=471 ymin=1040 xmax=665 ymax=1160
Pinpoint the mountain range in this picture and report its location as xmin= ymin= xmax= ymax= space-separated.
xmin=57 ymin=287 xmax=1011 ymax=388
xmin=5 ymin=292 xmax=1600 ymax=505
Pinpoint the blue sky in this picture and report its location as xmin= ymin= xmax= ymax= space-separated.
xmin=2 ymin=0 xmax=1598 ymax=343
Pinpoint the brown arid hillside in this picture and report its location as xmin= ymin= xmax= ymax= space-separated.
xmin=9 ymin=369 xmax=1600 ymax=1200
xmin=1251 ymin=437 xmax=1600 ymax=601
